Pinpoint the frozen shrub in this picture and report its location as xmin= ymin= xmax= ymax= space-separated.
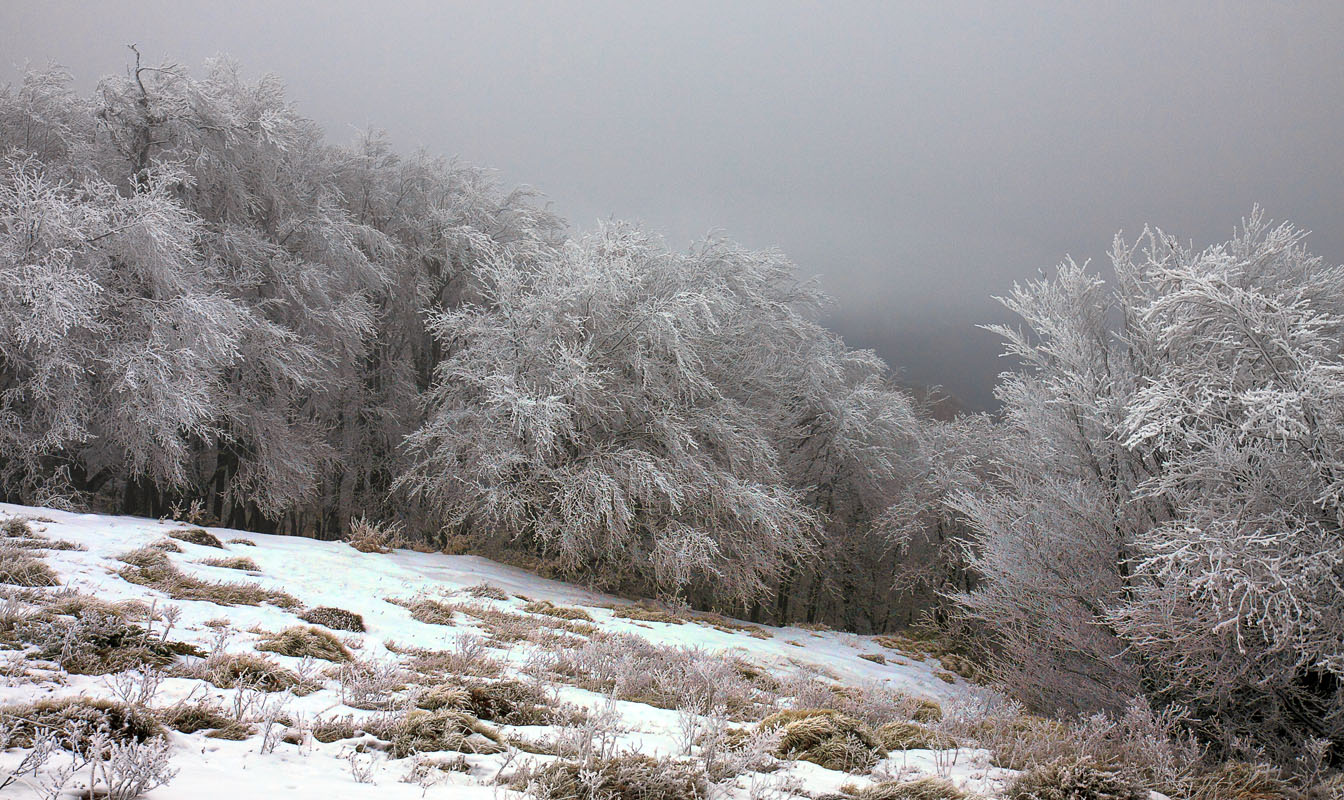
xmin=1 ymin=517 xmax=34 ymax=538
xmin=256 ymin=626 xmax=352 ymax=662
xmin=877 ymin=721 xmax=957 ymax=751
xmin=17 ymin=609 xmax=201 ymax=675
xmin=93 ymin=732 xmax=178 ymax=799
xmin=1007 ymin=759 xmax=1148 ymax=800
xmin=334 ymin=657 xmax=407 ymax=710
xmin=148 ymin=538 xmax=182 ymax=552
xmin=859 ymin=777 xmax=969 ymax=800
xmin=299 ymin=605 xmax=366 ymax=632
xmin=758 ymin=709 xmax=883 ymax=772
xmin=227 ymin=538 xmax=257 ymax=546
xmin=345 ymin=517 xmax=403 ymax=554
xmin=167 ymin=528 xmax=224 ymax=548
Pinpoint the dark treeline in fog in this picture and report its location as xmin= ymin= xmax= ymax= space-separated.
xmin=1 ymin=58 xmax=1340 ymax=768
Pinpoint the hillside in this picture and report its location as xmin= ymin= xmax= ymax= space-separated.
xmin=0 ymin=503 xmax=1024 ymax=800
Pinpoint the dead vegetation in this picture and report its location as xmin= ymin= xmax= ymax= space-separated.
xmin=188 ymin=651 xmax=307 ymax=693
xmin=0 ymin=541 xmax=58 ymax=587
xmin=517 ymin=753 xmax=707 ymax=800
xmin=197 ymin=555 xmax=260 ymax=571
xmin=167 ymin=527 xmax=225 ymax=548
xmin=610 ymin=601 xmax=685 ymax=625
xmin=524 ymin=599 xmax=594 ymax=621
xmin=117 ymin=547 xmax=298 ymax=608
xmin=299 ymin=605 xmax=366 ymax=632
xmin=0 ymin=697 xmax=162 ymax=752
xmin=758 ymin=709 xmax=883 ymax=771
xmin=256 ymin=625 xmax=352 ymax=662
xmin=344 ymin=516 xmax=404 ymax=553
xmin=859 ymin=777 xmax=970 ymax=800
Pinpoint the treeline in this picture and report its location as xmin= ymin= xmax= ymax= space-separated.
xmin=1 ymin=57 xmax=1340 ymax=766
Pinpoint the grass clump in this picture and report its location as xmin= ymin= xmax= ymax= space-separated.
xmin=197 ymin=652 xmax=303 ymax=692
xmin=611 ymin=602 xmax=684 ymax=624
xmin=520 ymin=754 xmax=706 ymax=800
xmin=0 ymin=697 xmax=162 ymax=753
xmin=18 ymin=606 xmax=202 ymax=675
xmin=0 ymin=543 xmax=58 ymax=587
xmin=877 ymin=721 xmax=957 ymax=751
xmin=117 ymin=547 xmax=298 ymax=608
xmin=860 ymin=777 xmax=970 ymax=800
xmin=344 ymin=516 xmax=403 ymax=554
xmin=198 ymin=555 xmax=260 ymax=571
xmin=524 ymin=600 xmax=594 ymax=621
xmin=391 ymin=595 xmax=458 ymax=626
xmin=299 ymin=605 xmax=366 ymax=632
xmin=226 ymin=537 xmax=256 ymax=546
xmin=149 ymin=538 xmax=183 ymax=552
xmin=759 ymin=709 xmax=883 ymax=771
xmin=167 ymin=527 xmax=225 ymax=548
xmin=1187 ymin=761 xmax=1300 ymax=800
xmin=160 ymin=700 xmax=237 ymax=735
xmin=1007 ymin=760 xmax=1148 ymax=800
xmin=416 ymin=678 xmax=576 ymax=725
xmin=463 ymin=582 xmax=508 ymax=600
xmin=257 ymin=625 xmax=352 ymax=662
xmin=385 ymin=709 xmax=504 ymax=757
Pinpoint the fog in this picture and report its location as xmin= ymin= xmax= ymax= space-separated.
xmin=5 ymin=0 xmax=1341 ymax=407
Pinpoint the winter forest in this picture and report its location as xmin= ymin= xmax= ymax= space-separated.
xmin=1 ymin=52 xmax=1343 ymax=799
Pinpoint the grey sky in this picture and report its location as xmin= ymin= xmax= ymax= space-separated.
xmin=4 ymin=1 xmax=1342 ymax=408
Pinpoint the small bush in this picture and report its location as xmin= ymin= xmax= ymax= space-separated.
xmin=1008 ymin=760 xmax=1148 ymax=800
xmin=759 ymin=709 xmax=883 ymax=771
xmin=167 ymin=528 xmax=225 ymax=548
xmin=117 ymin=547 xmax=298 ymax=608
xmin=524 ymin=600 xmax=594 ymax=621
xmin=0 ymin=697 xmax=162 ymax=753
xmin=0 ymin=544 xmax=58 ymax=587
xmin=300 ymin=605 xmax=366 ymax=632
xmin=256 ymin=626 xmax=352 ymax=662
xmin=311 ymin=714 xmax=359 ymax=743
xmin=334 ymin=657 xmax=408 ymax=709
xmin=386 ymin=709 xmax=504 ymax=758
xmin=345 ymin=516 xmax=403 ymax=554
xmin=860 ymin=777 xmax=969 ymax=800
xmin=877 ymin=721 xmax=957 ymax=751
xmin=521 ymin=753 xmax=706 ymax=800
xmin=198 ymin=555 xmax=260 ymax=571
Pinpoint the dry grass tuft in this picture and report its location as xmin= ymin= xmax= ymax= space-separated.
xmin=385 ymin=709 xmax=504 ymax=758
xmin=256 ymin=625 xmax=352 ymax=662
xmin=1007 ymin=759 xmax=1148 ymax=800
xmin=462 ymin=582 xmax=509 ymax=600
xmin=1187 ymin=761 xmax=1300 ymax=800
xmin=611 ymin=601 xmax=685 ymax=625
xmin=519 ymin=754 xmax=707 ymax=800
xmin=524 ymin=599 xmax=594 ymax=621
xmin=198 ymin=555 xmax=260 ymax=571
xmin=877 ymin=721 xmax=957 ymax=751
xmin=859 ymin=777 xmax=969 ymax=800
xmin=759 ymin=709 xmax=883 ymax=771
xmin=226 ymin=537 xmax=257 ymax=546
xmin=117 ymin=547 xmax=298 ymax=608
xmin=344 ymin=516 xmax=403 ymax=554
xmin=160 ymin=700 xmax=237 ymax=734
xmin=194 ymin=652 xmax=304 ymax=693
xmin=299 ymin=605 xmax=366 ymax=632
xmin=0 ymin=543 xmax=58 ymax=587
xmin=0 ymin=697 xmax=163 ymax=752
xmin=168 ymin=527 xmax=225 ymax=548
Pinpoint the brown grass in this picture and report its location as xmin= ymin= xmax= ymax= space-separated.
xmin=256 ymin=626 xmax=352 ymax=662
xmin=168 ymin=527 xmax=225 ymax=548
xmin=300 ymin=605 xmax=366 ymax=632
xmin=860 ymin=777 xmax=969 ymax=800
xmin=198 ymin=555 xmax=260 ymax=571
xmin=524 ymin=600 xmax=594 ymax=621
xmin=117 ymin=547 xmax=298 ymax=608
xmin=611 ymin=602 xmax=685 ymax=624
xmin=0 ymin=544 xmax=58 ymax=587
xmin=759 ymin=709 xmax=883 ymax=771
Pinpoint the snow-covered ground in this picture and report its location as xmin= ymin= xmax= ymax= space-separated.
xmin=0 ymin=503 xmax=1016 ymax=799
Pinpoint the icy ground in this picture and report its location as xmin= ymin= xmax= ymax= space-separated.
xmin=0 ymin=503 xmax=1016 ymax=799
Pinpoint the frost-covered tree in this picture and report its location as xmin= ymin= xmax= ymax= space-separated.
xmin=400 ymin=225 xmax=823 ymax=602
xmin=960 ymin=210 xmax=1344 ymax=760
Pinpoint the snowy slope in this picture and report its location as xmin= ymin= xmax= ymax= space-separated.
xmin=0 ymin=503 xmax=1013 ymax=799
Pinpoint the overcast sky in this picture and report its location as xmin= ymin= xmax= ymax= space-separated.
xmin=4 ymin=1 xmax=1342 ymax=408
